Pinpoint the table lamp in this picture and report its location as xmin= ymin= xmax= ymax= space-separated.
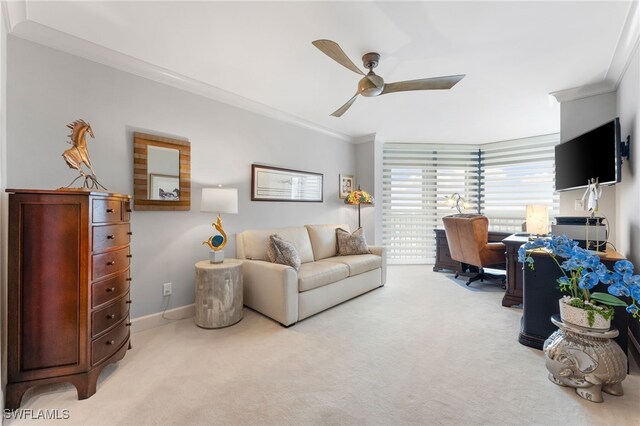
xmin=345 ymin=186 xmax=373 ymax=229
xmin=445 ymin=193 xmax=470 ymax=214
xmin=525 ymin=204 xmax=549 ymax=236
xmin=201 ymin=187 xmax=238 ymax=263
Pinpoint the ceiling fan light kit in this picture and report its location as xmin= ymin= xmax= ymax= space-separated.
xmin=312 ymin=39 xmax=465 ymax=117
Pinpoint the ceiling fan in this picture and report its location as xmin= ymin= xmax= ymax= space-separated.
xmin=312 ymin=39 xmax=465 ymax=117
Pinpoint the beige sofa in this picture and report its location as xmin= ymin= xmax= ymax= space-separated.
xmin=236 ymin=224 xmax=386 ymax=326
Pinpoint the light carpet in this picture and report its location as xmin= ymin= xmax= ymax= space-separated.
xmin=8 ymin=265 xmax=640 ymax=425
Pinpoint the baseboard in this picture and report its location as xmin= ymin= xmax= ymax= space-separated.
xmin=130 ymin=304 xmax=195 ymax=334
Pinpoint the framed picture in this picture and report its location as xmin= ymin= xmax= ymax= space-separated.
xmin=339 ymin=174 xmax=355 ymax=199
xmin=149 ymin=174 xmax=180 ymax=201
xmin=251 ymin=164 xmax=323 ymax=202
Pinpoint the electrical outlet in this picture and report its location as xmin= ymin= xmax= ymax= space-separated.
xmin=163 ymin=282 xmax=172 ymax=297
xmin=574 ymin=199 xmax=585 ymax=211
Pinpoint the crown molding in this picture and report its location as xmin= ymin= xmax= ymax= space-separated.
xmin=551 ymin=0 xmax=639 ymax=103
xmin=2 ymin=0 xmax=25 ymax=31
xmin=606 ymin=0 xmax=640 ymax=87
xmin=6 ymin=11 xmax=354 ymax=143
xmin=352 ymin=133 xmax=376 ymax=145
xmin=550 ymin=82 xmax=616 ymax=103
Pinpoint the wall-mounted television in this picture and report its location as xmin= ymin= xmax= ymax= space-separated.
xmin=555 ymin=118 xmax=621 ymax=192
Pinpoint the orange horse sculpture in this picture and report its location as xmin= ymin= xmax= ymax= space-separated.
xmin=62 ymin=119 xmax=106 ymax=190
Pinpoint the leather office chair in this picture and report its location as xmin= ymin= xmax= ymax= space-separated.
xmin=442 ymin=214 xmax=506 ymax=286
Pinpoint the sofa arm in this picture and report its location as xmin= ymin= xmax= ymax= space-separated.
xmin=241 ymin=259 xmax=299 ymax=326
xmin=369 ymin=245 xmax=387 ymax=286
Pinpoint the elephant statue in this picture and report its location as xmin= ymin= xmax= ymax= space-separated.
xmin=544 ymin=323 xmax=627 ymax=403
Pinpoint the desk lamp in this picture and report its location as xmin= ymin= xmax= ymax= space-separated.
xmin=525 ymin=204 xmax=549 ymax=237
xmin=201 ymin=187 xmax=238 ymax=263
xmin=445 ymin=193 xmax=470 ymax=214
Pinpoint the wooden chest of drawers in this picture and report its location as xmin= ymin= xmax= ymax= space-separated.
xmin=5 ymin=189 xmax=132 ymax=409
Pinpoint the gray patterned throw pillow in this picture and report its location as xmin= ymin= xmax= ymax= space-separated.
xmin=336 ymin=227 xmax=371 ymax=256
xmin=267 ymin=234 xmax=301 ymax=270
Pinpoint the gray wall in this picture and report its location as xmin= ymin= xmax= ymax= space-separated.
xmin=615 ymin=43 xmax=639 ymax=349
xmin=6 ymin=37 xmax=357 ymax=318
xmin=355 ymin=137 xmax=375 ymax=243
xmin=558 ymin=91 xmax=617 ymax=246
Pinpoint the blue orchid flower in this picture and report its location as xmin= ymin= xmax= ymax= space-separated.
xmin=608 ymin=283 xmax=631 ymax=297
xmin=626 ymin=304 xmax=639 ymax=315
xmin=630 ymin=285 xmax=640 ymax=301
xmin=614 ymin=259 xmax=634 ymax=275
xmin=578 ymin=272 xmax=599 ymax=290
xmin=595 ymin=263 xmax=609 ymax=278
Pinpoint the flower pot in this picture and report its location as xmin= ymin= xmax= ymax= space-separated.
xmin=559 ymin=298 xmax=611 ymax=331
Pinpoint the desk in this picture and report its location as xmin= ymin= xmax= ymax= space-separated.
xmin=501 ymin=234 xmax=529 ymax=307
xmin=519 ymin=248 xmax=628 ymax=353
xmin=433 ymin=229 xmax=511 ymax=274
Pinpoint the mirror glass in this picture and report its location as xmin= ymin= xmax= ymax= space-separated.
xmin=147 ymin=146 xmax=180 ymax=200
xmin=133 ymin=132 xmax=191 ymax=211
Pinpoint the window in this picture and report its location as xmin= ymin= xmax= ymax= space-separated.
xmin=382 ymin=134 xmax=559 ymax=264
xmin=382 ymin=144 xmax=480 ymax=263
xmin=481 ymin=135 xmax=559 ymax=232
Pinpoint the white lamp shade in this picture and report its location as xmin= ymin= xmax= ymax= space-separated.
xmin=200 ymin=188 xmax=238 ymax=214
xmin=525 ymin=204 xmax=549 ymax=235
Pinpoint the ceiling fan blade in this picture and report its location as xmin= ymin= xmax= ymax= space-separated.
xmin=331 ymin=93 xmax=359 ymax=117
xmin=313 ymin=39 xmax=364 ymax=76
xmin=381 ymin=74 xmax=465 ymax=95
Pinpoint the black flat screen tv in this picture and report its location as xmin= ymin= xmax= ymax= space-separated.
xmin=555 ymin=118 xmax=621 ymax=192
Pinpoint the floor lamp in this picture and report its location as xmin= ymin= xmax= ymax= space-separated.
xmin=345 ymin=186 xmax=374 ymax=229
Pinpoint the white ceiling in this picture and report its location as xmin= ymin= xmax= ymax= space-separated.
xmin=6 ymin=1 xmax=634 ymax=143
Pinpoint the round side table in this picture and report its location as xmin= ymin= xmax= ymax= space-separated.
xmin=194 ymin=260 xmax=243 ymax=329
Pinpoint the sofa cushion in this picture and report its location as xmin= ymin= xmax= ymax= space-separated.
xmin=267 ymin=235 xmax=301 ymax=270
xmin=336 ymin=227 xmax=371 ymax=255
xmin=298 ymin=261 xmax=349 ymax=292
xmin=239 ymin=227 xmax=314 ymax=263
xmin=320 ymin=254 xmax=382 ymax=277
xmin=305 ymin=224 xmax=350 ymax=261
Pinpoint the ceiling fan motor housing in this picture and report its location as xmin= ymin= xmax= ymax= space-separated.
xmin=359 ymin=73 xmax=384 ymax=97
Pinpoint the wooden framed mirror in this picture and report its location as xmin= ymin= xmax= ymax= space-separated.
xmin=133 ymin=132 xmax=191 ymax=211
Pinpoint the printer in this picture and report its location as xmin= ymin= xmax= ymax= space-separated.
xmin=551 ymin=216 xmax=607 ymax=251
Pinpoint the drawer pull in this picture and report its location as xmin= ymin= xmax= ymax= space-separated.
xmin=106 ymin=287 xmax=115 ymax=293
xmin=126 ymin=300 xmax=132 ymax=304
xmin=106 ymin=208 xmax=115 ymax=213
xmin=106 ymin=235 xmax=115 ymax=240
xmin=126 ymin=277 xmax=132 ymax=281
xmin=127 ymin=231 xmax=133 ymax=235
xmin=107 ymin=314 xmax=115 ymax=319
xmin=126 ymin=322 xmax=132 ymax=327
xmin=126 ymin=209 xmax=132 ymax=213
xmin=106 ymin=340 xmax=115 ymax=345
xmin=126 ymin=254 xmax=132 ymax=258
xmin=107 ymin=261 xmax=116 ymax=266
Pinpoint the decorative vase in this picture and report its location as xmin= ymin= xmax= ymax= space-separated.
xmin=558 ymin=297 xmax=611 ymax=331
xmin=544 ymin=316 xmax=626 ymax=403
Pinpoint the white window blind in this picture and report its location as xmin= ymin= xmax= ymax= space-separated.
xmin=382 ymin=144 xmax=480 ymax=264
xmin=481 ymin=134 xmax=560 ymax=232
xmin=382 ymin=134 xmax=559 ymax=264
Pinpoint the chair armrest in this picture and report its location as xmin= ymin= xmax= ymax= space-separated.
xmin=369 ymin=245 xmax=387 ymax=286
xmin=481 ymin=242 xmax=507 ymax=268
xmin=241 ymin=260 xmax=298 ymax=326
xmin=486 ymin=242 xmax=506 ymax=251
